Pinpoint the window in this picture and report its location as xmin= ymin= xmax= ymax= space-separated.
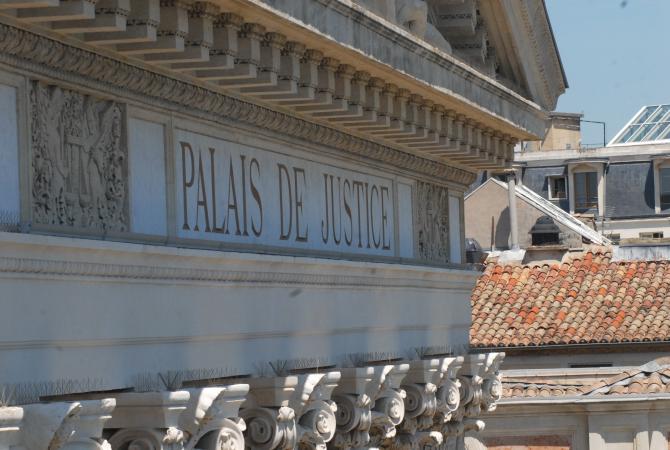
xmin=606 ymin=233 xmax=621 ymax=244
xmin=548 ymin=176 xmax=566 ymax=200
xmin=660 ymin=168 xmax=670 ymax=210
xmin=574 ymin=171 xmax=598 ymax=212
xmin=569 ymin=363 xmax=613 ymax=368
xmin=639 ymin=232 xmax=663 ymax=239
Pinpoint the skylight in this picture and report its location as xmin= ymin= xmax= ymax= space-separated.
xmin=609 ymin=104 xmax=670 ymax=146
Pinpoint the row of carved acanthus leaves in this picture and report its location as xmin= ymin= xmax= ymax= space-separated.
xmin=0 ymin=23 xmax=477 ymax=186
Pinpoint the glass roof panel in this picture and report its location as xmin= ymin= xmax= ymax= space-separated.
xmin=646 ymin=122 xmax=670 ymax=141
xmin=634 ymin=105 xmax=659 ymax=124
xmin=610 ymin=104 xmax=670 ymax=145
xmin=629 ymin=123 xmax=656 ymax=142
xmin=662 ymin=124 xmax=670 ymax=140
xmin=647 ymin=105 xmax=670 ymax=123
xmin=617 ymin=124 xmax=640 ymax=143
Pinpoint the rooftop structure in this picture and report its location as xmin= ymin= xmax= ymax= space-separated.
xmin=609 ymin=104 xmax=670 ymax=146
xmin=467 ymin=247 xmax=670 ymax=450
xmin=471 ymin=247 xmax=670 ymax=350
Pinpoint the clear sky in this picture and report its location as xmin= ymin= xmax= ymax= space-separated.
xmin=545 ymin=0 xmax=670 ymax=147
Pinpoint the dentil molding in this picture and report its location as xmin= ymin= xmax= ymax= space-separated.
xmin=0 ymin=21 xmax=477 ymax=187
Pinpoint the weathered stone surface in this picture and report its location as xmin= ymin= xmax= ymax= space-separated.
xmin=30 ymin=82 xmax=128 ymax=232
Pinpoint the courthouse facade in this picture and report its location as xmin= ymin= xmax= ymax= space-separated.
xmin=0 ymin=0 xmax=565 ymax=448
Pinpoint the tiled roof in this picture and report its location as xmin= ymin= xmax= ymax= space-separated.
xmin=470 ymin=247 xmax=670 ymax=348
xmin=502 ymin=360 xmax=670 ymax=398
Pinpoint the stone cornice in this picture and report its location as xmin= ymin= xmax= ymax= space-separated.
xmin=243 ymin=0 xmax=548 ymax=137
xmin=0 ymin=233 xmax=480 ymax=291
xmin=0 ymin=255 xmax=477 ymax=290
xmin=500 ymin=0 xmax=566 ymax=111
xmin=0 ymin=20 xmax=477 ymax=186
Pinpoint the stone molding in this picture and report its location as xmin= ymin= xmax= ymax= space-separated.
xmin=253 ymin=0 xmax=548 ymax=135
xmin=505 ymin=0 xmax=566 ymax=111
xmin=0 ymin=232 xmax=480 ymax=291
xmin=0 ymin=356 xmax=503 ymax=450
xmin=0 ymin=254 xmax=478 ymax=290
xmin=0 ymin=21 xmax=477 ymax=187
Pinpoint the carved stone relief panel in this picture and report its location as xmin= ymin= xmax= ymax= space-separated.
xmin=30 ymin=81 xmax=128 ymax=232
xmin=415 ymin=181 xmax=449 ymax=263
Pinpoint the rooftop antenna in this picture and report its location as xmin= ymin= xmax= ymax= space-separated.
xmin=580 ymin=119 xmax=607 ymax=147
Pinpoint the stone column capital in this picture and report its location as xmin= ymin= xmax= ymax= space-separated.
xmin=23 ymin=399 xmax=115 ymax=450
xmin=105 ymin=390 xmax=190 ymax=450
xmin=179 ymin=385 xmax=249 ymax=450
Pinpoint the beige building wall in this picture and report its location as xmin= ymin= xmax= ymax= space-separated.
xmin=526 ymin=112 xmax=582 ymax=152
xmin=465 ymin=181 xmax=583 ymax=250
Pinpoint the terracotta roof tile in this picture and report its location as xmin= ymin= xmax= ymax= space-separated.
xmin=470 ymin=247 xmax=670 ymax=348
xmin=502 ymin=360 xmax=670 ymax=399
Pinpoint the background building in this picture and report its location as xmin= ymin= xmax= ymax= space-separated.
xmin=469 ymin=246 xmax=670 ymax=450
xmin=498 ymin=106 xmax=670 ymax=244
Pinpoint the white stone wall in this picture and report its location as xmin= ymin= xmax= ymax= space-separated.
xmin=0 ymin=228 xmax=476 ymax=390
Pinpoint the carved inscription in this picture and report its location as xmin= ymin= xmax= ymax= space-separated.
xmin=415 ymin=181 xmax=449 ymax=263
xmin=31 ymin=82 xmax=128 ymax=231
xmin=176 ymin=130 xmax=396 ymax=255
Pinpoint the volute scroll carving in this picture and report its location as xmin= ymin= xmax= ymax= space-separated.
xmin=387 ymin=357 xmax=462 ymax=450
xmin=240 ymin=371 xmax=342 ymax=450
xmin=434 ymin=357 xmax=463 ymax=425
xmin=290 ymin=372 xmax=340 ymax=450
xmin=332 ymin=364 xmax=409 ymax=450
xmin=22 ymin=399 xmax=116 ymax=450
xmin=179 ymin=385 xmax=249 ymax=450
xmin=330 ymin=393 xmax=371 ymax=449
xmin=442 ymin=355 xmax=488 ymax=442
xmin=103 ymin=391 xmax=190 ymax=450
xmin=241 ymin=406 xmax=296 ymax=450
xmin=480 ymin=353 xmax=504 ymax=413
xmin=108 ymin=428 xmax=185 ymax=450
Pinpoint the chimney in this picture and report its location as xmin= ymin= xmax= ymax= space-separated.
xmin=507 ymin=171 xmax=519 ymax=250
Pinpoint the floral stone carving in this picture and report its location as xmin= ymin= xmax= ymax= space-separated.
xmin=31 ymin=81 xmax=128 ymax=232
xmin=415 ymin=181 xmax=450 ymax=263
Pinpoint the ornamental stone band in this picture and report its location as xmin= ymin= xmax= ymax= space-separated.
xmin=0 ymin=354 xmax=504 ymax=450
